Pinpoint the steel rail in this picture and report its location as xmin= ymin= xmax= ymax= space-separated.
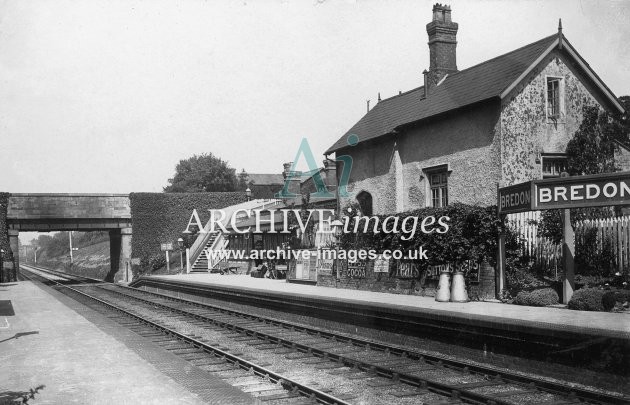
xmin=90 ymin=285 xmax=529 ymax=405
xmin=106 ymin=282 xmax=629 ymax=405
xmin=25 ymin=264 xmax=630 ymax=405
xmin=20 ymin=267 xmax=351 ymax=405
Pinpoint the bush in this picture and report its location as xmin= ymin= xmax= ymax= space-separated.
xmin=514 ymin=288 xmax=559 ymax=307
xmin=602 ymin=291 xmax=617 ymax=311
xmin=615 ymin=290 xmax=630 ymax=304
xmin=568 ymin=288 xmax=605 ymax=311
xmin=340 ymin=203 xmax=507 ymax=268
xmin=148 ymin=254 xmax=167 ymax=271
xmin=505 ymin=267 xmax=551 ymax=296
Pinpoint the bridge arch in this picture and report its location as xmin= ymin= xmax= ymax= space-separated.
xmin=6 ymin=194 xmax=132 ymax=282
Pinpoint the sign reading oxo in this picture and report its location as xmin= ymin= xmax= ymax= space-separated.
xmin=498 ymin=171 xmax=630 ymax=214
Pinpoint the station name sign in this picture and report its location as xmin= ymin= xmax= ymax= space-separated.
xmin=498 ymin=182 xmax=532 ymax=214
xmin=498 ymin=171 xmax=630 ymax=214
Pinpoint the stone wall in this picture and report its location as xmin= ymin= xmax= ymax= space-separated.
xmin=500 ymin=51 xmax=602 ymax=186
xmin=8 ymin=194 xmax=131 ymax=220
xmin=615 ymin=145 xmax=630 ymax=172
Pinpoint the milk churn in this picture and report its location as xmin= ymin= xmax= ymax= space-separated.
xmin=435 ymin=270 xmax=451 ymax=302
xmin=450 ymin=271 xmax=469 ymax=302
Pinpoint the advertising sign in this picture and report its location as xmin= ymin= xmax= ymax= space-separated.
xmin=347 ymin=260 xmax=367 ymax=278
xmin=426 ymin=260 xmax=481 ymax=283
xmin=160 ymin=243 xmax=173 ymax=251
xmin=295 ymin=256 xmax=309 ymax=279
xmin=373 ymin=255 xmax=390 ymax=273
xmin=315 ymin=256 xmax=334 ymax=276
xmin=391 ymin=260 xmax=420 ymax=279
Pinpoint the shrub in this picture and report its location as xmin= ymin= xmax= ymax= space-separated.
xmin=615 ymin=290 xmax=630 ymax=304
xmin=505 ymin=267 xmax=551 ymax=296
xmin=602 ymin=291 xmax=617 ymax=311
xmin=148 ymin=254 xmax=167 ymax=271
xmin=514 ymin=288 xmax=559 ymax=307
xmin=568 ymin=288 xmax=605 ymax=311
xmin=340 ymin=203 xmax=508 ymax=268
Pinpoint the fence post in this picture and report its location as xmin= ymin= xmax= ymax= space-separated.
xmin=496 ymin=214 xmax=507 ymax=299
xmin=560 ymin=174 xmax=575 ymax=304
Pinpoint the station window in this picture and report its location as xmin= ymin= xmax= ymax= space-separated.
xmin=546 ymin=77 xmax=564 ymax=119
xmin=430 ymin=172 xmax=448 ymax=207
xmin=542 ymin=154 xmax=568 ymax=178
xmin=423 ymin=164 xmax=450 ymax=208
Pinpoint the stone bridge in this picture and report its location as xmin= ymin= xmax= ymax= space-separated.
xmin=6 ymin=194 xmax=132 ymax=282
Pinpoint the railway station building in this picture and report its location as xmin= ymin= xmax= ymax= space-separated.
xmin=325 ymin=4 xmax=625 ymax=216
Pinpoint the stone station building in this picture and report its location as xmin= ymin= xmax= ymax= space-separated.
xmin=320 ymin=4 xmax=625 ymax=298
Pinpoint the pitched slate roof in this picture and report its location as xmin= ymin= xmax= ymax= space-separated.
xmin=247 ymin=173 xmax=284 ymax=185
xmin=326 ymin=34 xmax=559 ymax=154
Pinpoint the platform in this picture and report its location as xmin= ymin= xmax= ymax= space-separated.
xmin=130 ymin=273 xmax=630 ymax=363
xmin=137 ymin=274 xmax=630 ymax=339
xmin=0 ymin=279 xmax=254 ymax=404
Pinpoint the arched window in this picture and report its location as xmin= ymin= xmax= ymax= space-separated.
xmin=356 ymin=191 xmax=373 ymax=216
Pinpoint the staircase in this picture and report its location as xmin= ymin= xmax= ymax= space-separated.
xmin=190 ymin=231 xmax=220 ymax=273
xmin=187 ymin=198 xmax=283 ymax=274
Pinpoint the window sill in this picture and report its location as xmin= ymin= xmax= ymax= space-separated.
xmin=545 ymin=115 xmax=565 ymax=123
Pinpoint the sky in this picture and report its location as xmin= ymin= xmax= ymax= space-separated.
xmin=1 ymin=0 xmax=629 ymax=195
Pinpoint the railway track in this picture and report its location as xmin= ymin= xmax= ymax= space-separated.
xmin=21 ymin=265 xmax=350 ymax=405
xmin=21 ymin=264 xmax=630 ymax=405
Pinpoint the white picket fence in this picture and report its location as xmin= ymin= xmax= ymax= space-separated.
xmin=507 ymin=212 xmax=630 ymax=274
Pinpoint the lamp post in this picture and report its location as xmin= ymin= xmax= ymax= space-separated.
xmin=246 ymin=187 xmax=252 ymax=201
xmin=330 ymin=219 xmax=343 ymax=283
xmin=177 ymin=238 xmax=184 ymax=273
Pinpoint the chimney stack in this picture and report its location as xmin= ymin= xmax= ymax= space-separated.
xmin=281 ymin=162 xmax=302 ymax=204
xmin=322 ymin=158 xmax=337 ymax=192
xmin=426 ymin=3 xmax=458 ymax=91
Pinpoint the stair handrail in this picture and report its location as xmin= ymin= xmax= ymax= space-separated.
xmin=207 ymin=238 xmax=230 ymax=270
xmin=188 ymin=198 xmax=281 ymax=265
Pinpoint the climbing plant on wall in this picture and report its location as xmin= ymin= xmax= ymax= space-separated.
xmin=129 ymin=192 xmax=246 ymax=275
xmin=0 ymin=192 xmax=11 ymax=258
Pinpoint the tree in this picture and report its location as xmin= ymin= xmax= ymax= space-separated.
xmin=164 ymin=153 xmax=238 ymax=192
xmin=565 ymin=105 xmax=622 ymax=175
xmin=539 ymin=99 xmax=629 ymax=267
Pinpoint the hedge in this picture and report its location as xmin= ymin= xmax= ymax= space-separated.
xmin=514 ymin=288 xmax=559 ymax=307
xmin=130 ymin=192 xmax=246 ymax=276
xmin=340 ymin=203 xmax=508 ymax=270
xmin=0 ymin=192 xmax=10 ymax=258
xmin=568 ymin=288 xmax=605 ymax=311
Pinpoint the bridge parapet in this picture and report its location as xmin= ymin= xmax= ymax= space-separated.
xmin=7 ymin=194 xmax=131 ymax=231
